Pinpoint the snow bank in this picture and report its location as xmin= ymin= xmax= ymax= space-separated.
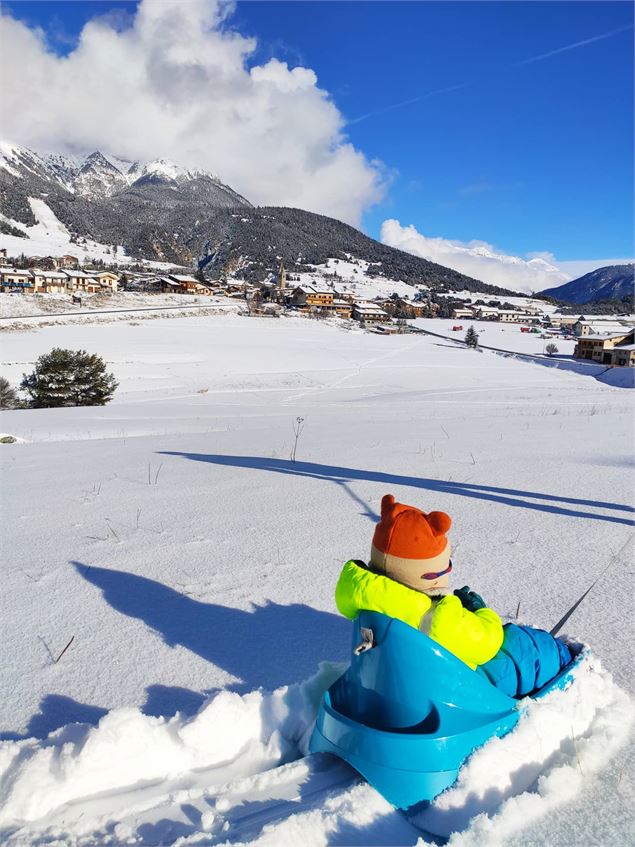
xmin=0 ymin=663 xmax=344 ymax=830
xmin=413 ymin=650 xmax=634 ymax=845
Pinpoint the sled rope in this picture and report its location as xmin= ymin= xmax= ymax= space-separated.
xmin=550 ymin=533 xmax=634 ymax=637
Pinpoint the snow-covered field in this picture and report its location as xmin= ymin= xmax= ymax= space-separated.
xmin=1 ymin=314 xmax=633 ymax=846
xmin=434 ymin=291 xmax=561 ymax=314
xmin=0 ymin=292 xmax=237 ymax=330
xmin=412 ymin=318 xmax=577 ymax=357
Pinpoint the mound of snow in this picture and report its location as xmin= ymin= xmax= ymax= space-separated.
xmin=414 ymin=648 xmax=634 ymax=844
xmin=0 ymin=663 xmax=343 ymax=833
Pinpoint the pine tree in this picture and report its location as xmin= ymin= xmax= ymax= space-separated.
xmin=465 ymin=325 xmax=479 ymax=348
xmin=0 ymin=377 xmax=19 ymax=409
xmin=21 ymin=348 xmax=118 ymax=408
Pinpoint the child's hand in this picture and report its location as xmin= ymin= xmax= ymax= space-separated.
xmin=454 ymin=585 xmax=486 ymax=612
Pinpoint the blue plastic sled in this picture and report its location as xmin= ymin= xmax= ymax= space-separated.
xmin=309 ymin=612 xmax=581 ymax=810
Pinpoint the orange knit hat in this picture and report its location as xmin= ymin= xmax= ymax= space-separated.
xmin=370 ymin=494 xmax=452 ymax=592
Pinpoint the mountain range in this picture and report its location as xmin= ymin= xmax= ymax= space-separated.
xmin=542 ymin=264 xmax=634 ymax=305
xmin=0 ymin=143 xmax=515 ymax=296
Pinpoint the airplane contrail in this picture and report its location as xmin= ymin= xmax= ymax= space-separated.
xmin=348 ymin=83 xmax=469 ymax=126
xmin=517 ymin=23 xmax=633 ymax=65
xmin=347 ymin=23 xmax=632 ymax=126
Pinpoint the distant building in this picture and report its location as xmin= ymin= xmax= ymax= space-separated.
xmin=352 ymin=302 xmax=390 ymax=325
xmin=611 ymin=343 xmax=635 ymax=368
xmin=574 ymin=329 xmax=634 ymax=365
xmin=62 ymin=270 xmax=101 ymax=293
xmin=29 ymin=269 xmax=68 ymax=293
xmin=57 ymin=255 xmax=80 ymax=269
xmin=474 ymin=306 xmax=499 ymax=320
xmin=331 ymin=298 xmax=353 ymax=319
xmin=0 ymin=268 xmax=32 ymax=292
xmin=452 ymin=307 xmax=475 ymax=319
xmin=157 ymin=277 xmax=183 ymax=293
xmin=289 ymin=286 xmax=335 ymax=308
xmin=168 ymin=274 xmax=212 ymax=295
xmin=0 ymin=248 xmax=9 ymax=266
xmin=277 ymin=260 xmax=286 ymax=292
xmin=93 ymin=271 xmax=120 ymax=293
xmin=573 ymin=319 xmax=633 ymax=337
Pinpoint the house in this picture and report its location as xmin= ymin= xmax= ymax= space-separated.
xmin=331 ymin=299 xmax=352 ymax=319
xmin=29 ymin=269 xmax=68 ymax=293
xmin=496 ymin=310 xmax=528 ymax=323
xmin=0 ymin=248 xmax=9 ymax=266
xmin=574 ymin=329 xmax=634 ymax=364
xmin=611 ymin=343 xmax=635 ymax=368
xmin=452 ymin=307 xmax=474 ymax=319
xmin=168 ymin=274 xmax=212 ymax=295
xmin=0 ymin=268 xmax=32 ymax=292
xmin=156 ymin=277 xmax=182 ymax=293
xmin=63 ymin=270 xmax=101 ymax=293
xmin=352 ymin=302 xmax=390 ymax=325
xmin=289 ymin=285 xmax=335 ymax=308
xmin=573 ymin=319 xmax=633 ymax=337
xmin=93 ymin=271 xmax=120 ymax=293
xmin=474 ymin=306 xmax=500 ymax=320
xmin=57 ymin=254 xmax=80 ymax=269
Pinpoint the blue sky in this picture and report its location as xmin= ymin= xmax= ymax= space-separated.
xmin=3 ymin=0 xmax=634 ymax=274
xmin=240 ymin=1 xmax=634 ymax=263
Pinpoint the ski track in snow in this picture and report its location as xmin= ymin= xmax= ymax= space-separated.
xmin=1 ymin=314 xmax=634 ymax=845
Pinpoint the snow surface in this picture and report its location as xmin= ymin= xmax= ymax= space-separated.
xmin=412 ymin=318 xmax=577 ymax=357
xmin=1 ymin=314 xmax=633 ymax=845
xmin=434 ymin=290 xmax=560 ymax=315
xmin=0 ymin=292 xmax=237 ymax=329
xmin=294 ymin=256 xmax=427 ymax=302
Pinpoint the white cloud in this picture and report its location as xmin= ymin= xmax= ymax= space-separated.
xmin=0 ymin=0 xmax=385 ymax=226
xmin=380 ymin=219 xmax=573 ymax=294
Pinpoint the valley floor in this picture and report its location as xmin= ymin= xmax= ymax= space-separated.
xmin=0 ymin=315 xmax=633 ymax=845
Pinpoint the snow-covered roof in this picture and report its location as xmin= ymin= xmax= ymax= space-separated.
xmin=293 ymin=284 xmax=333 ymax=295
xmin=614 ymin=344 xmax=635 ymax=351
xmin=169 ymin=274 xmax=200 ymax=283
xmin=580 ymin=332 xmax=632 ymax=341
xmin=354 ymin=305 xmax=388 ymax=315
xmin=29 ymin=270 xmax=67 ymax=279
xmin=62 ymin=270 xmax=98 ymax=279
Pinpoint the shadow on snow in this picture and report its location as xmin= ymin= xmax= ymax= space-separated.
xmin=72 ymin=562 xmax=349 ymax=693
xmin=158 ymin=453 xmax=635 ymax=526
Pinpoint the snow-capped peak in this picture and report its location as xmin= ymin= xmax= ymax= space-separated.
xmin=129 ymin=158 xmax=221 ymax=185
xmin=74 ymin=151 xmax=129 ymax=197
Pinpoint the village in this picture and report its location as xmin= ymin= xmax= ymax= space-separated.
xmin=1 ymin=248 xmax=633 ymax=367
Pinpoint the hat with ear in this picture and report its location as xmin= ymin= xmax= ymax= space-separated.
xmin=370 ymin=494 xmax=452 ymax=592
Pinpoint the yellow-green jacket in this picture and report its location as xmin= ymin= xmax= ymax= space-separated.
xmin=335 ymin=560 xmax=503 ymax=670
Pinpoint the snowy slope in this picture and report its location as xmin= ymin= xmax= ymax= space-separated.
xmin=0 ymin=197 xmax=158 ymax=266
xmin=542 ymin=263 xmax=635 ymax=304
xmin=1 ymin=315 xmax=633 ymax=845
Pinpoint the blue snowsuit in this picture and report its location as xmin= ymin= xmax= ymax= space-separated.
xmin=476 ymin=623 xmax=572 ymax=697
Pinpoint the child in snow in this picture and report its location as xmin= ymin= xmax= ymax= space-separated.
xmin=335 ymin=493 xmax=572 ymax=698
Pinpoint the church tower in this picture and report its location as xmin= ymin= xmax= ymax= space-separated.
xmin=278 ymin=260 xmax=286 ymax=291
